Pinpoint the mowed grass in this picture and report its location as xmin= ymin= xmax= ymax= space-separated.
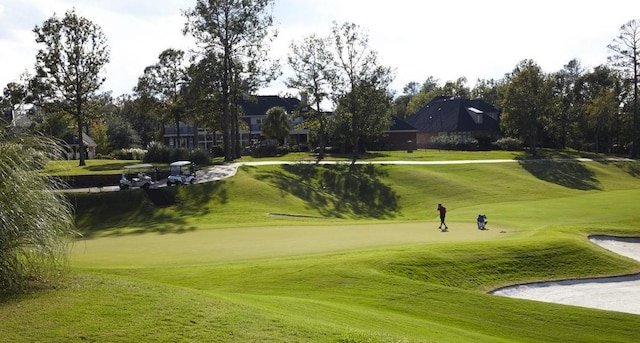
xmin=3 ymin=153 xmax=640 ymax=342
xmin=45 ymin=159 xmax=146 ymax=176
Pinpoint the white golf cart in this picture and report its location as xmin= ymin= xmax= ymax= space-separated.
xmin=120 ymin=163 xmax=155 ymax=190
xmin=167 ymin=160 xmax=196 ymax=186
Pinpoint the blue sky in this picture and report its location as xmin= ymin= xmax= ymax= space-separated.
xmin=2 ymin=0 xmax=640 ymax=98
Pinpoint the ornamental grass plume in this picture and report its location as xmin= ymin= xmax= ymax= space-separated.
xmin=0 ymin=129 xmax=75 ymax=294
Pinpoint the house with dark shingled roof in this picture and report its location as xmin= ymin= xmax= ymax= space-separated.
xmin=404 ymin=96 xmax=501 ymax=149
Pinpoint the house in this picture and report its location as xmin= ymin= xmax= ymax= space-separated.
xmin=238 ymin=95 xmax=309 ymax=146
xmin=404 ymin=96 xmax=501 ymax=148
xmin=369 ymin=117 xmax=418 ymax=151
xmin=163 ymin=95 xmax=310 ymax=150
xmin=63 ymin=132 xmax=98 ymax=160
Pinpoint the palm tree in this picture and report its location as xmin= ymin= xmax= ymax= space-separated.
xmin=261 ymin=106 xmax=290 ymax=145
xmin=0 ymin=129 xmax=75 ymax=293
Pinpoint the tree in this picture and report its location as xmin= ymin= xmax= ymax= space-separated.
xmin=405 ymin=76 xmax=440 ymax=114
xmin=552 ymin=59 xmax=585 ymax=149
xmin=262 ymin=106 xmax=290 ymax=144
xmin=608 ymin=19 xmax=640 ymax=158
xmin=331 ymin=22 xmax=394 ymax=160
xmin=575 ymin=65 xmax=625 ymax=153
xmin=501 ymin=60 xmax=555 ymax=155
xmin=391 ymin=81 xmax=422 ymax=119
xmin=105 ymin=114 xmax=140 ymax=150
xmin=584 ymin=88 xmax=619 ymax=153
xmin=334 ymin=78 xmax=393 ymax=152
xmin=183 ymin=0 xmax=280 ymax=161
xmin=33 ymin=9 xmax=110 ymax=166
xmin=116 ymin=94 xmax=162 ymax=148
xmin=181 ymin=56 xmax=224 ymax=150
xmin=471 ymin=78 xmax=504 ymax=106
xmin=0 ymin=129 xmax=75 ymax=293
xmin=2 ymin=82 xmax=28 ymax=125
xmin=135 ymin=49 xmax=188 ymax=148
xmin=440 ymin=77 xmax=470 ymax=98
xmin=287 ymin=33 xmax=336 ymax=159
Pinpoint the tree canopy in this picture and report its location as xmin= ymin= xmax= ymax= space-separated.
xmin=608 ymin=19 xmax=640 ymax=158
xmin=262 ymin=106 xmax=290 ymax=144
xmin=501 ymin=60 xmax=555 ymax=155
xmin=183 ymin=0 xmax=280 ymax=161
xmin=33 ymin=8 xmax=110 ymax=166
xmin=331 ymin=22 xmax=394 ymax=159
xmin=287 ymin=33 xmax=336 ymax=159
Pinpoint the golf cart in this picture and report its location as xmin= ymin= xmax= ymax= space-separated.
xmin=120 ymin=163 xmax=155 ymax=190
xmin=167 ymin=160 xmax=196 ymax=186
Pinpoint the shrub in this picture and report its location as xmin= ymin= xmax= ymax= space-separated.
xmin=169 ymin=148 xmax=190 ymax=163
xmin=428 ymin=136 xmax=478 ymax=150
xmin=209 ymin=145 xmax=223 ymax=158
xmin=144 ymin=142 xmax=171 ymax=163
xmin=110 ymin=149 xmax=132 ymax=160
xmin=143 ymin=142 xmax=210 ymax=165
xmin=494 ymin=137 xmax=523 ymax=151
xmin=188 ymin=149 xmax=211 ymax=165
xmin=123 ymin=148 xmax=147 ymax=160
xmin=252 ymin=144 xmax=279 ymax=157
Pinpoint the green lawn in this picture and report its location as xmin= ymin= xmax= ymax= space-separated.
xmin=45 ymin=159 xmax=147 ymax=176
xmin=3 ymin=151 xmax=640 ymax=342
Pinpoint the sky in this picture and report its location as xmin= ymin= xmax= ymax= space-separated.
xmin=2 ymin=0 xmax=640 ymax=99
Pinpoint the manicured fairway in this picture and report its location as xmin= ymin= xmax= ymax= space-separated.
xmin=71 ymin=221 xmax=510 ymax=268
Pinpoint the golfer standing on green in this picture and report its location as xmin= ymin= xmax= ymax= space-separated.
xmin=437 ymin=203 xmax=448 ymax=231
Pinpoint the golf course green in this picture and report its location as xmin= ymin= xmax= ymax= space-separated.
xmin=2 ymin=152 xmax=640 ymax=342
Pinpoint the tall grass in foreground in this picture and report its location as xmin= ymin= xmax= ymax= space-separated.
xmin=0 ymin=132 xmax=75 ymax=293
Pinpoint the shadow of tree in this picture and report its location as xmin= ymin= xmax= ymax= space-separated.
xmin=256 ymin=163 xmax=399 ymax=219
xmin=518 ymin=160 xmax=600 ymax=190
xmin=607 ymin=161 xmax=640 ymax=178
xmin=173 ymin=181 xmax=228 ymax=214
xmin=74 ymin=182 xmax=228 ymax=238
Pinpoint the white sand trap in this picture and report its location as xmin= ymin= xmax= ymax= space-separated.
xmin=492 ymin=235 xmax=640 ymax=315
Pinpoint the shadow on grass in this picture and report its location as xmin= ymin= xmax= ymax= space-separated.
xmin=172 ymin=181 xmax=228 ymax=214
xmin=256 ymin=163 xmax=399 ymax=219
xmin=518 ymin=159 xmax=600 ymax=190
xmin=595 ymin=159 xmax=640 ymax=178
xmin=615 ymin=161 xmax=640 ymax=177
xmin=72 ymin=182 xmax=228 ymax=238
xmin=519 ymin=149 xmax=602 ymax=160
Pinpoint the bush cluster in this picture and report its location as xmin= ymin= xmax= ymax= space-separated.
xmin=249 ymin=144 xmax=290 ymax=157
xmin=143 ymin=142 xmax=211 ymax=165
xmin=493 ymin=137 xmax=523 ymax=151
xmin=428 ymin=136 xmax=479 ymax=150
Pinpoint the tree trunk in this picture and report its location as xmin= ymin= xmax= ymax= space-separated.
xmin=632 ymin=63 xmax=638 ymax=158
xmin=223 ymin=104 xmax=232 ymax=162
xmin=76 ymin=98 xmax=85 ymax=167
xmin=77 ymin=121 xmax=85 ymax=166
xmin=193 ymin=122 xmax=200 ymax=149
xmin=233 ymin=109 xmax=241 ymax=159
xmin=316 ymin=104 xmax=325 ymax=161
xmin=175 ymin=118 xmax=181 ymax=148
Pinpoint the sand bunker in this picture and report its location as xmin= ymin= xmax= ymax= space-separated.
xmin=492 ymin=235 xmax=640 ymax=315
